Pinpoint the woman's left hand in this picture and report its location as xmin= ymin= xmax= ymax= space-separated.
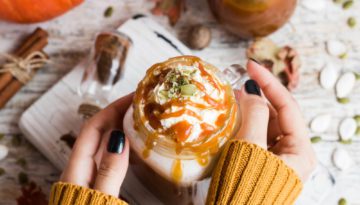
xmin=60 ymin=93 xmax=133 ymax=197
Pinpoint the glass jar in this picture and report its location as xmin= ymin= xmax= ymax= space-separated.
xmin=208 ymin=0 xmax=297 ymax=39
xmin=78 ymin=31 xmax=132 ymax=119
xmin=124 ymin=56 xmax=248 ymax=204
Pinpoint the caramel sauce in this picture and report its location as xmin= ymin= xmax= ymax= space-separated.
xmin=172 ymin=159 xmax=183 ymax=183
xmin=133 ymin=56 xmax=239 ymax=166
xmin=168 ymin=121 xmax=194 ymax=142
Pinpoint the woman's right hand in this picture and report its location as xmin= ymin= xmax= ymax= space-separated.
xmin=234 ymin=59 xmax=317 ymax=182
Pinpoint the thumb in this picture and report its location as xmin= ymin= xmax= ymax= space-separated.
xmin=93 ymin=130 xmax=129 ymax=196
xmin=235 ymin=80 xmax=269 ymax=148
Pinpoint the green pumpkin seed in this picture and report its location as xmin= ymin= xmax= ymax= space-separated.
xmin=354 ymin=115 xmax=360 ymax=125
xmin=104 ymin=6 xmax=114 ymax=18
xmin=180 ymin=84 xmax=197 ymax=96
xmin=18 ymin=172 xmax=29 ymax=185
xmin=356 ymin=127 xmax=360 ymax=136
xmin=0 ymin=167 xmax=5 ymax=176
xmin=340 ymin=139 xmax=352 ymax=144
xmin=311 ymin=136 xmax=322 ymax=143
xmin=337 ymin=97 xmax=350 ymax=104
xmin=347 ymin=17 xmax=356 ymax=28
xmin=338 ymin=53 xmax=347 ymax=59
xmin=343 ymin=0 xmax=353 ymax=9
xmin=338 ymin=198 xmax=347 ymax=205
xmin=355 ymin=72 xmax=360 ymax=80
xmin=334 ymin=0 xmax=344 ymax=4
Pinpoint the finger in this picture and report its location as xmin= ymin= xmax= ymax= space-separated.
xmin=234 ymin=80 xmax=269 ymax=148
xmin=61 ymin=93 xmax=133 ymax=185
xmin=267 ymin=104 xmax=282 ymax=147
xmin=247 ymin=60 xmax=307 ymax=140
xmin=94 ymin=130 xmax=129 ymax=196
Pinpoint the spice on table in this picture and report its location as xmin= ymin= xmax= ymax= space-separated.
xmin=347 ymin=17 xmax=356 ymax=28
xmin=0 ymin=27 xmax=49 ymax=109
xmin=18 ymin=172 xmax=29 ymax=185
xmin=310 ymin=136 xmax=322 ymax=143
xmin=187 ymin=24 xmax=212 ymax=50
xmin=0 ymin=167 xmax=5 ymax=176
xmin=104 ymin=6 xmax=114 ymax=18
xmin=338 ymin=198 xmax=347 ymax=205
xmin=342 ymin=0 xmax=353 ymax=9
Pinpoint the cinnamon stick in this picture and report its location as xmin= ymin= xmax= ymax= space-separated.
xmin=0 ymin=28 xmax=48 ymax=109
xmin=0 ymin=28 xmax=48 ymax=93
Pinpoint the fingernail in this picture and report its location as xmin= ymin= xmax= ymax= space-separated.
xmin=249 ymin=58 xmax=259 ymax=64
xmin=245 ymin=79 xmax=261 ymax=96
xmin=107 ymin=130 xmax=125 ymax=154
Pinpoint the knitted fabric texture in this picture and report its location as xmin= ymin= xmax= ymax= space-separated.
xmin=49 ymin=182 xmax=128 ymax=205
xmin=206 ymin=140 xmax=303 ymax=205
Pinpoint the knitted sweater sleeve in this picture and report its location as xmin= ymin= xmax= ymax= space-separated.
xmin=206 ymin=140 xmax=303 ymax=205
xmin=49 ymin=182 xmax=128 ymax=205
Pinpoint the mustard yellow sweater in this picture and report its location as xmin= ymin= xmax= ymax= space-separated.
xmin=49 ymin=141 xmax=302 ymax=205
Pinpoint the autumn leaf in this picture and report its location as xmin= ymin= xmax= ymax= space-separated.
xmin=151 ymin=0 xmax=186 ymax=26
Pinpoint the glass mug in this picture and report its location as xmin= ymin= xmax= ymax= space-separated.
xmin=208 ymin=0 xmax=298 ymax=39
xmin=124 ymin=56 xmax=249 ymax=205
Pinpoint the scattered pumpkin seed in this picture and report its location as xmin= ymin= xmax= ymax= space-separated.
xmin=347 ymin=17 xmax=356 ymax=28
xmin=356 ymin=127 xmax=360 ymax=136
xmin=337 ymin=97 xmax=350 ymax=104
xmin=343 ymin=0 xmax=353 ymax=9
xmin=0 ymin=133 xmax=4 ymax=141
xmin=355 ymin=115 xmax=360 ymax=125
xmin=340 ymin=139 xmax=352 ymax=144
xmin=180 ymin=84 xmax=197 ymax=96
xmin=18 ymin=172 xmax=29 ymax=185
xmin=0 ymin=167 xmax=5 ymax=176
xmin=16 ymin=158 xmax=27 ymax=169
xmin=311 ymin=136 xmax=322 ymax=143
xmin=338 ymin=53 xmax=347 ymax=59
xmin=334 ymin=0 xmax=344 ymax=4
xmin=355 ymin=72 xmax=360 ymax=80
xmin=11 ymin=135 xmax=21 ymax=147
xmin=338 ymin=198 xmax=347 ymax=205
xmin=104 ymin=6 xmax=114 ymax=18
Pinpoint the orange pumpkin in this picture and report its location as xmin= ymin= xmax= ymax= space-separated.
xmin=0 ymin=0 xmax=84 ymax=23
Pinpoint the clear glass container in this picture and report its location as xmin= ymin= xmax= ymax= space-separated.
xmin=78 ymin=31 xmax=132 ymax=119
xmin=124 ymin=56 xmax=249 ymax=204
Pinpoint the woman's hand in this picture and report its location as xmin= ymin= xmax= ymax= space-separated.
xmin=60 ymin=93 xmax=133 ymax=197
xmin=235 ymin=60 xmax=316 ymax=181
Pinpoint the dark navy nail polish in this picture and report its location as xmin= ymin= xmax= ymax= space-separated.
xmin=245 ymin=79 xmax=261 ymax=96
xmin=249 ymin=58 xmax=260 ymax=64
xmin=107 ymin=130 xmax=125 ymax=154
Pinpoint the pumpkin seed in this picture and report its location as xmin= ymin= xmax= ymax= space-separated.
xmin=337 ymin=97 xmax=350 ymax=104
xmin=355 ymin=127 xmax=360 ymax=136
xmin=347 ymin=17 xmax=356 ymax=28
xmin=332 ymin=148 xmax=352 ymax=170
xmin=338 ymin=198 xmax=347 ymax=205
xmin=0 ymin=167 xmax=5 ymax=176
xmin=343 ymin=0 xmax=353 ymax=9
xmin=336 ymin=72 xmax=356 ymax=98
xmin=340 ymin=139 xmax=352 ymax=144
xmin=18 ymin=172 xmax=29 ymax=185
xmin=311 ymin=136 xmax=322 ymax=143
xmin=326 ymin=40 xmax=347 ymax=57
xmin=320 ymin=64 xmax=338 ymax=89
xmin=0 ymin=145 xmax=8 ymax=161
xmin=339 ymin=53 xmax=347 ymax=59
xmin=104 ymin=6 xmax=114 ymax=18
xmin=180 ymin=84 xmax=197 ymax=96
xmin=0 ymin=133 xmax=4 ymax=141
xmin=355 ymin=72 xmax=360 ymax=80
xmin=310 ymin=114 xmax=332 ymax=133
xmin=339 ymin=117 xmax=357 ymax=141
xmin=354 ymin=115 xmax=360 ymax=125
xmin=334 ymin=0 xmax=344 ymax=4
xmin=16 ymin=158 xmax=27 ymax=169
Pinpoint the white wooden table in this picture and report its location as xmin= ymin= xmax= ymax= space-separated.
xmin=0 ymin=0 xmax=359 ymax=204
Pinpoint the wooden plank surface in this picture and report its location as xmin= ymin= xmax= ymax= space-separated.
xmin=0 ymin=0 xmax=359 ymax=204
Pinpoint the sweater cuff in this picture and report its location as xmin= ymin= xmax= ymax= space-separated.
xmin=49 ymin=182 xmax=128 ymax=205
xmin=206 ymin=140 xmax=303 ymax=205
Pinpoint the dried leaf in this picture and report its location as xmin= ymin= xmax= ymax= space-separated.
xmin=246 ymin=38 xmax=301 ymax=90
xmin=17 ymin=181 xmax=48 ymax=205
xmin=151 ymin=0 xmax=186 ymax=26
